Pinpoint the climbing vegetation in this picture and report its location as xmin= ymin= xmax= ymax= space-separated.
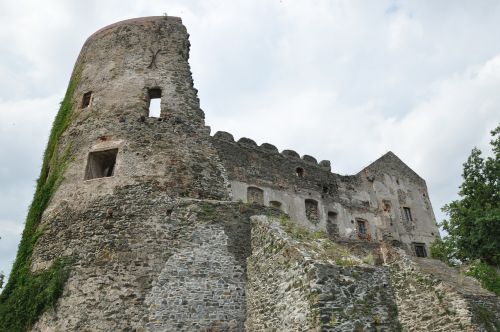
xmin=0 ymin=66 xmax=82 ymax=331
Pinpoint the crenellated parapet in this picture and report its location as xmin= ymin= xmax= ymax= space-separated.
xmin=212 ymin=131 xmax=332 ymax=171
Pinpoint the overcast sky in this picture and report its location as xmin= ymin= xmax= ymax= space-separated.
xmin=1 ymin=0 xmax=499 ymax=281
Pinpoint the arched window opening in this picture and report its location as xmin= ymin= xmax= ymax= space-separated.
xmin=305 ymin=199 xmax=319 ymax=224
xmin=247 ymin=186 xmax=264 ymax=205
xmin=148 ymin=88 xmax=162 ymax=117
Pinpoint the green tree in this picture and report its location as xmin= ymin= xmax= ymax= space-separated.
xmin=440 ymin=124 xmax=500 ymax=266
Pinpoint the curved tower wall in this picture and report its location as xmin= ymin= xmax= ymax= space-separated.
xmin=45 ymin=16 xmax=227 ymax=204
xmin=29 ymin=17 xmax=239 ymax=331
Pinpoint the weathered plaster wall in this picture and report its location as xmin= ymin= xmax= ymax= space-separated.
xmin=212 ymin=132 xmax=439 ymax=254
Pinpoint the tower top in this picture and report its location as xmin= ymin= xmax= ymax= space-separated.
xmin=86 ymin=16 xmax=182 ymax=42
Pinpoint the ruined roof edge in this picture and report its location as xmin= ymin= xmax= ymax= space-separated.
xmin=359 ymin=151 xmax=426 ymax=183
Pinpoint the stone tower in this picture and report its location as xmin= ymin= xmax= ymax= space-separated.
xmin=3 ymin=16 xmax=498 ymax=332
xmin=6 ymin=16 xmax=239 ymax=331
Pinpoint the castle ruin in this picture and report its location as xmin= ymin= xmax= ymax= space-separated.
xmin=3 ymin=16 xmax=499 ymax=331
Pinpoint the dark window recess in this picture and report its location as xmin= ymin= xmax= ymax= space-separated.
xmin=247 ymin=186 xmax=264 ymax=205
xmin=414 ymin=243 xmax=427 ymax=257
xmin=403 ymin=207 xmax=413 ymax=221
xmin=269 ymin=201 xmax=282 ymax=209
xmin=305 ymin=199 xmax=319 ymax=224
xmin=148 ymin=88 xmax=162 ymax=117
xmin=383 ymin=200 xmax=392 ymax=212
xmin=296 ymin=167 xmax=304 ymax=178
xmin=357 ymin=220 xmax=367 ymax=235
xmin=327 ymin=212 xmax=339 ymax=238
xmin=84 ymin=149 xmax=118 ymax=180
xmin=82 ymin=92 xmax=92 ymax=108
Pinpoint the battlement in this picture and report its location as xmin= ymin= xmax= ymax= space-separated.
xmin=213 ymin=130 xmax=332 ymax=171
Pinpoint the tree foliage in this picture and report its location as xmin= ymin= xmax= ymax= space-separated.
xmin=439 ymin=124 xmax=500 ymax=266
xmin=431 ymin=124 xmax=500 ymax=295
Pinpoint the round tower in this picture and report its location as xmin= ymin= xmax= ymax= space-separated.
xmin=4 ymin=17 xmax=233 ymax=331
xmin=52 ymin=15 xmax=228 ymax=201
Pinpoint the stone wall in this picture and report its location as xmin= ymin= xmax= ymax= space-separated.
xmin=33 ymin=199 xmax=278 ymax=331
xmin=389 ymin=249 xmax=500 ymax=332
xmin=246 ymin=215 xmax=401 ymax=331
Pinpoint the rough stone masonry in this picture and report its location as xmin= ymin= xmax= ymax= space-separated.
xmin=7 ymin=16 xmax=498 ymax=331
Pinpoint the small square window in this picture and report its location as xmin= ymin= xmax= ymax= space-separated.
xmin=414 ymin=243 xmax=427 ymax=257
xmin=84 ymin=149 xmax=118 ymax=180
xmin=82 ymin=92 xmax=92 ymax=108
xmin=247 ymin=186 xmax=264 ymax=205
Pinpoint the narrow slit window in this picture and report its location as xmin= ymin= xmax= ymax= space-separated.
xmin=84 ymin=149 xmax=118 ymax=180
xmin=148 ymin=88 xmax=162 ymax=117
xmin=82 ymin=92 xmax=92 ymax=108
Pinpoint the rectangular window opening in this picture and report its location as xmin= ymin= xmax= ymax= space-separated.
xmin=148 ymin=88 xmax=162 ymax=117
xmin=84 ymin=149 xmax=118 ymax=180
xmin=357 ymin=220 xmax=367 ymax=235
xmin=82 ymin=91 xmax=92 ymax=108
xmin=247 ymin=186 xmax=264 ymax=205
xmin=414 ymin=243 xmax=427 ymax=257
xmin=305 ymin=199 xmax=319 ymax=224
xmin=327 ymin=212 xmax=339 ymax=238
